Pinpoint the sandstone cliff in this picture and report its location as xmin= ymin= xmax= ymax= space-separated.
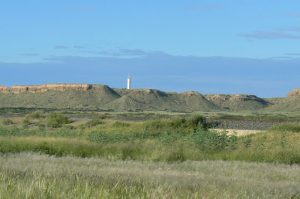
xmin=288 ymin=89 xmax=300 ymax=97
xmin=0 ymin=86 xmax=8 ymax=93
xmin=0 ymin=84 xmax=92 ymax=94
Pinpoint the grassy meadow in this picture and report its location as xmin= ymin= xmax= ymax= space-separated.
xmin=0 ymin=153 xmax=299 ymax=199
xmin=0 ymin=110 xmax=299 ymax=198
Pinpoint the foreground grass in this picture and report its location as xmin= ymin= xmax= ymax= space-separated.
xmin=0 ymin=153 xmax=299 ymax=199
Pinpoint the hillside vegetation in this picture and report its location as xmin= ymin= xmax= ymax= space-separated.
xmin=0 ymin=84 xmax=290 ymax=112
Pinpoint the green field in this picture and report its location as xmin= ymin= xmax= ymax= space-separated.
xmin=0 ymin=110 xmax=299 ymax=198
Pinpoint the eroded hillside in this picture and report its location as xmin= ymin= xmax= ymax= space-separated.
xmin=0 ymin=83 xmax=299 ymax=112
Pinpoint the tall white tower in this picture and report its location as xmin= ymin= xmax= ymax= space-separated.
xmin=127 ymin=75 xmax=132 ymax=89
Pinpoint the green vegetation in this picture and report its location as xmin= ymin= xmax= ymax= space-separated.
xmin=22 ymin=112 xmax=71 ymax=129
xmin=271 ymin=123 xmax=300 ymax=133
xmin=0 ymin=110 xmax=299 ymax=198
xmin=0 ymin=85 xmax=277 ymax=112
xmin=0 ymin=131 xmax=298 ymax=164
xmin=81 ymin=117 xmax=104 ymax=128
xmin=0 ymin=112 xmax=299 ymax=164
xmin=2 ymin=118 xmax=14 ymax=125
xmin=46 ymin=113 xmax=71 ymax=128
xmin=1 ymin=85 xmax=300 ymax=113
xmin=0 ymin=153 xmax=299 ymax=199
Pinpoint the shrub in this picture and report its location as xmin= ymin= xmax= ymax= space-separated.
xmin=192 ymin=129 xmax=238 ymax=151
xmin=145 ymin=115 xmax=210 ymax=133
xmin=187 ymin=115 xmax=209 ymax=130
xmin=47 ymin=113 xmax=70 ymax=128
xmin=21 ymin=112 xmax=47 ymax=128
xmin=26 ymin=111 xmax=45 ymax=119
xmin=242 ymin=136 xmax=252 ymax=148
xmin=22 ymin=118 xmax=32 ymax=128
xmin=2 ymin=119 xmax=14 ymax=126
xmin=84 ymin=118 xmax=104 ymax=128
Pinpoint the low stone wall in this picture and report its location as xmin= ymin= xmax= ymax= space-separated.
xmin=0 ymin=84 xmax=92 ymax=94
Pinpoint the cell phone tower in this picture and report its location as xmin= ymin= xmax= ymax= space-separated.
xmin=127 ymin=75 xmax=132 ymax=90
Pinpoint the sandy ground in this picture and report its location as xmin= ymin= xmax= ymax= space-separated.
xmin=214 ymin=129 xmax=264 ymax=136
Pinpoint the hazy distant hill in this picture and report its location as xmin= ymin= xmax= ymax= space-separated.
xmin=0 ymin=84 xmax=298 ymax=112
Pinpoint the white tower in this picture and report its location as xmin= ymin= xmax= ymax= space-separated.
xmin=127 ymin=75 xmax=132 ymax=89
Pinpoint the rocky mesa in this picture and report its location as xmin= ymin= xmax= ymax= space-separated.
xmin=0 ymin=83 xmax=299 ymax=112
xmin=288 ymin=89 xmax=300 ymax=97
xmin=0 ymin=84 xmax=92 ymax=94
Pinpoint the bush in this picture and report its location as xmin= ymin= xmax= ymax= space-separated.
xmin=2 ymin=119 xmax=14 ymax=126
xmin=22 ymin=118 xmax=32 ymax=128
xmin=47 ymin=113 xmax=70 ymax=128
xmin=26 ymin=111 xmax=45 ymax=119
xmin=192 ymin=129 xmax=238 ymax=151
xmin=84 ymin=118 xmax=104 ymax=128
xmin=145 ymin=115 xmax=210 ymax=133
xmin=187 ymin=115 xmax=209 ymax=130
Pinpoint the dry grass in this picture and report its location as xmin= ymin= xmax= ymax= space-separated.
xmin=214 ymin=128 xmax=264 ymax=136
xmin=0 ymin=153 xmax=299 ymax=199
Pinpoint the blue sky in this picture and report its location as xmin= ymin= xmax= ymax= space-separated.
xmin=1 ymin=0 xmax=300 ymax=97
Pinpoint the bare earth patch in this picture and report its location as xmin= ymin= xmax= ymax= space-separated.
xmin=214 ymin=128 xmax=264 ymax=136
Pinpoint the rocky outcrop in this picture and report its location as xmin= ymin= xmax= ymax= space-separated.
xmin=0 ymin=86 xmax=8 ymax=93
xmin=182 ymin=91 xmax=201 ymax=97
xmin=288 ymin=89 xmax=300 ymax=97
xmin=206 ymin=94 xmax=267 ymax=103
xmin=0 ymin=84 xmax=92 ymax=94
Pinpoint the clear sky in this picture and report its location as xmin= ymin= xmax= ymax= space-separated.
xmin=1 ymin=0 xmax=300 ymax=97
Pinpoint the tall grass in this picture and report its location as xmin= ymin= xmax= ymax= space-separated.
xmin=0 ymin=126 xmax=84 ymax=137
xmin=0 ymin=130 xmax=299 ymax=164
xmin=271 ymin=123 xmax=300 ymax=133
xmin=0 ymin=153 xmax=299 ymax=199
xmin=89 ymin=128 xmax=237 ymax=152
xmin=0 ymin=114 xmax=299 ymax=164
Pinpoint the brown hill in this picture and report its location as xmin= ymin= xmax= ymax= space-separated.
xmin=288 ymin=89 xmax=300 ymax=97
xmin=0 ymin=84 xmax=120 ymax=109
xmin=266 ymin=89 xmax=300 ymax=112
xmin=1 ymin=83 xmax=300 ymax=112
xmin=109 ymin=89 xmax=219 ymax=112
xmin=205 ymin=94 xmax=270 ymax=111
xmin=1 ymin=84 xmax=91 ymax=94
